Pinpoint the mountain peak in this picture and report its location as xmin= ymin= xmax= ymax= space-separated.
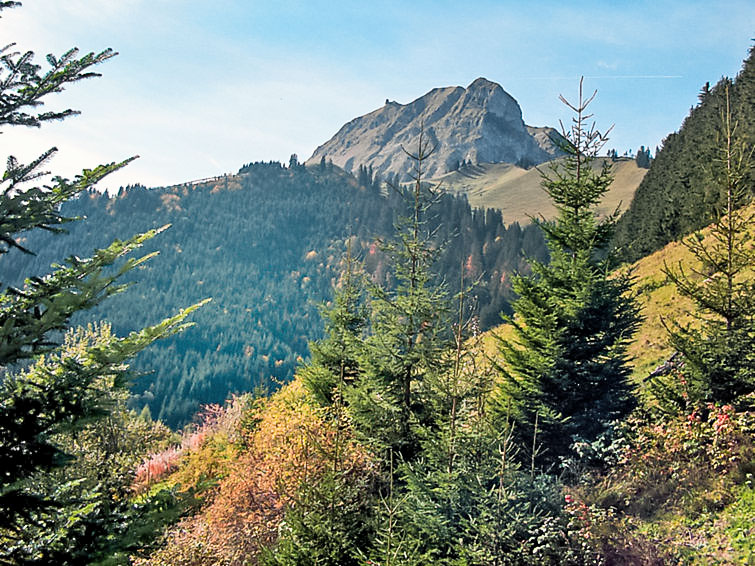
xmin=468 ymin=76 xmax=498 ymax=90
xmin=307 ymin=79 xmax=559 ymax=179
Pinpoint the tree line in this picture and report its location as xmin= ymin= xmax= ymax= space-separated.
xmin=613 ymin=45 xmax=755 ymax=263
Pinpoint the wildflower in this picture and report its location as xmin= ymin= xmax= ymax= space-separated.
xmin=714 ymin=411 xmax=731 ymax=433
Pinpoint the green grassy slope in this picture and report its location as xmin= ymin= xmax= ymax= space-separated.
xmin=623 ymin=199 xmax=755 ymax=382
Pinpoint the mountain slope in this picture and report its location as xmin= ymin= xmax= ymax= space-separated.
xmin=434 ymin=157 xmax=647 ymax=224
xmin=307 ymin=78 xmax=560 ymax=180
xmin=614 ymin=46 xmax=755 ymax=262
xmin=482 ymin=200 xmax=755 ymax=384
xmin=1 ymin=162 xmax=547 ymax=427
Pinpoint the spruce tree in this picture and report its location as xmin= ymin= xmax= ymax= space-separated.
xmin=493 ymin=80 xmax=641 ymax=467
xmin=302 ymin=240 xmax=367 ymax=407
xmin=346 ymin=130 xmax=453 ymax=461
xmin=659 ymin=87 xmax=755 ymax=407
xmin=397 ymin=282 xmax=540 ymax=563
xmin=0 ymin=4 xmax=206 ymax=560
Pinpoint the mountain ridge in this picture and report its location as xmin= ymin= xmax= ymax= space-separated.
xmin=307 ymin=77 xmax=561 ymax=179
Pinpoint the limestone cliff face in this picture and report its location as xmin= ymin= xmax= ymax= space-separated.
xmin=307 ymin=78 xmax=560 ymax=179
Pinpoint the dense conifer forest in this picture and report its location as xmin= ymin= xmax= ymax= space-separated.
xmin=613 ymin=46 xmax=755 ymax=262
xmin=0 ymin=162 xmax=547 ymax=426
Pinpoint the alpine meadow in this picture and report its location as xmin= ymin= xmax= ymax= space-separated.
xmin=0 ymin=2 xmax=754 ymax=564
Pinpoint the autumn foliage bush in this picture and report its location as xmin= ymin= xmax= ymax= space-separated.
xmin=566 ymin=401 xmax=755 ymax=564
xmin=603 ymin=404 xmax=755 ymax=518
xmin=136 ymin=379 xmax=374 ymax=565
xmin=133 ymin=395 xmax=252 ymax=493
xmin=134 ymin=445 xmax=184 ymax=489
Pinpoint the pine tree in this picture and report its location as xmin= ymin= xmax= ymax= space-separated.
xmin=493 ymin=80 xmax=641 ymax=467
xmin=0 ymin=324 xmax=193 ymax=564
xmin=0 ymin=4 xmax=206 ymax=560
xmin=660 ymin=86 xmax=755 ymax=407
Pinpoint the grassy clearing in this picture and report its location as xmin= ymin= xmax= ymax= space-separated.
xmin=434 ymin=158 xmax=646 ymax=225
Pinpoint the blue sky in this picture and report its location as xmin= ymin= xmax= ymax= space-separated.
xmin=3 ymin=1 xmax=753 ymax=191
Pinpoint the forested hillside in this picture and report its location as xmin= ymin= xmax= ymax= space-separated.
xmin=614 ymin=46 xmax=755 ymax=262
xmin=5 ymin=0 xmax=755 ymax=560
xmin=125 ymin=86 xmax=755 ymax=566
xmin=0 ymin=161 xmax=546 ymax=426
xmin=2 ymin=2 xmax=753 ymax=561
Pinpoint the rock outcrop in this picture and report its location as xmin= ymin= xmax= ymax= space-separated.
xmin=307 ymin=78 xmax=560 ymax=179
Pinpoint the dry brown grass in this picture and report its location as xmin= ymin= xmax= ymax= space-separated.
xmin=434 ymin=158 xmax=647 ymax=225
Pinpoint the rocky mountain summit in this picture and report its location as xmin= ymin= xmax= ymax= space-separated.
xmin=307 ymin=78 xmax=561 ymax=179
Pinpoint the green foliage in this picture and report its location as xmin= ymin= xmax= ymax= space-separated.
xmin=346 ymin=132 xmax=456 ymax=461
xmin=0 ymin=5 xmax=206 ymax=561
xmin=0 ymin=157 xmax=134 ymax=256
xmin=358 ymin=472 xmax=426 ymax=566
xmin=0 ymin=321 xmax=203 ymax=565
xmin=293 ymin=135 xmax=599 ymax=565
xmin=396 ymin=431 xmax=600 ymax=565
xmin=302 ymin=242 xmax=367 ymax=407
xmin=398 ymin=426 xmax=522 ymax=563
xmin=659 ymin=88 xmax=755 ymax=407
xmin=570 ymin=404 xmax=755 ymax=564
xmin=0 ymin=226 xmax=163 ymax=364
xmin=723 ymin=483 xmax=755 ymax=561
xmin=0 ymin=40 xmax=116 ymax=128
xmin=0 ymin=296 xmax=190 ymax=503
xmin=0 ymin=8 xmax=127 ymax=257
xmin=262 ymin=465 xmax=374 ymax=566
xmin=0 ymin=165 xmax=546 ymax=427
xmin=493 ymin=80 xmax=641 ymax=467
xmin=615 ymin=45 xmax=755 ymax=262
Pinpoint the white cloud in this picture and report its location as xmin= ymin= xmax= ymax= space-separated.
xmin=597 ymin=60 xmax=619 ymax=71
